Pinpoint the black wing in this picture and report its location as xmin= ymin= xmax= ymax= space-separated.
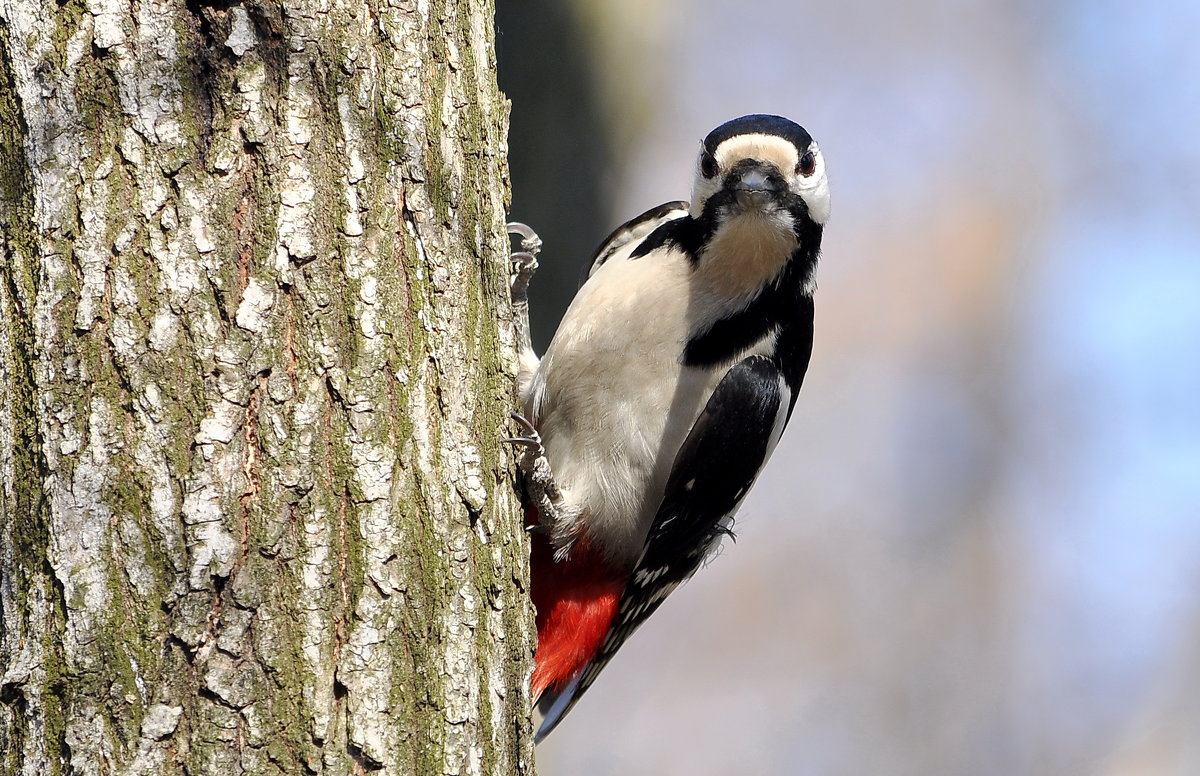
xmin=535 ymin=355 xmax=795 ymax=740
xmin=585 ymin=200 xmax=690 ymax=277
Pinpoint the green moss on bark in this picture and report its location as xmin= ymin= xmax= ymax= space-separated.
xmin=3 ymin=0 xmax=532 ymax=771
xmin=0 ymin=22 xmax=71 ymax=775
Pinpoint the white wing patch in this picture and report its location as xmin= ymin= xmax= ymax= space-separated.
xmin=634 ymin=565 xmax=670 ymax=587
xmin=624 ymin=581 xmax=682 ymax=621
xmin=588 ymin=203 xmax=690 ymax=277
xmin=765 ymin=374 xmax=792 ymax=458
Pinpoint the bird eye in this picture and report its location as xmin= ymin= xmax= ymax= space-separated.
xmin=797 ymin=151 xmax=817 ymax=177
xmin=700 ymin=152 xmax=718 ymax=179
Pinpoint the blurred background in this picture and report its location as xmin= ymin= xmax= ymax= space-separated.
xmin=496 ymin=1 xmax=1200 ymax=773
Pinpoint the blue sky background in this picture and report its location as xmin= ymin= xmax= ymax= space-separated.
xmin=507 ymin=1 xmax=1200 ymax=772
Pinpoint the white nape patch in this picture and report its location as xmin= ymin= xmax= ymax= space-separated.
xmin=689 ymin=133 xmax=831 ymax=226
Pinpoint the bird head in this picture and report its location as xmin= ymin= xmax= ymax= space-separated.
xmin=690 ymin=114 xmax=831 ymax=233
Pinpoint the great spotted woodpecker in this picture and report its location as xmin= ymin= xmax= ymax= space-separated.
xmin=507 ymin=114 xmax=830 ymax=741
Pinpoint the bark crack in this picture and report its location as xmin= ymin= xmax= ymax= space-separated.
xmin=237 ymin=373 xmax=267 ymax=569
xmin=191 ymin=580 xmax=225 ymax=663
xmin=333 ymin=486 xmax=351 ymax=672
xmin=283 ymin=288 xmax=299 ymax=390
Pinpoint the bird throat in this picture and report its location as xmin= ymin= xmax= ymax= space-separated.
xmin=696 ymin=209 xmax=797 ymax=308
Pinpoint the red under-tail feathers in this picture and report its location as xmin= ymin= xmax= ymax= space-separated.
xmin=527 ymin=506 xmax=624 ymax=699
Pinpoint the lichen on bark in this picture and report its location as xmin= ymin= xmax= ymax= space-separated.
xmin=0 ymin=0 xmax=534 ymax=773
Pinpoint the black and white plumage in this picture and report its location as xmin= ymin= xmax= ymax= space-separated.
xmin=510 ymin=114 xmax=829 ymax=740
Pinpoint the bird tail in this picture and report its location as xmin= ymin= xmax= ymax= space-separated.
xmin=528 ymin=524 xmax=623 ymax=740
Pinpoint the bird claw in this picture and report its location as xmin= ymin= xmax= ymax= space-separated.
xmin=504 ymin=435 xmax=545 ymax=456
xmin=504 ymin=413 xmax=545 ymax=458
xmin=507 ymin=223 xmax=542 ymax=308
xmin=508 ymin=411 xmax=538 ymax=436
xmin=507 ymin=222 xmax=543 ymax=255
xmin=506 ymin=412 xmax=578 ymax=545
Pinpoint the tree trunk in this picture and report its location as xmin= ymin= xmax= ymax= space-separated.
xmin=0 ymin=0 xmax=534 ymax=773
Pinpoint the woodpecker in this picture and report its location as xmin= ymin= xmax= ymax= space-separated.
xmin=507 ymin=114 xmax=829 ymax=741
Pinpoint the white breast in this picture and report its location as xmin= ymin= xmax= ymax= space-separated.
xmin=524 ymin=234 xmax=784 ymax=569
xmin=523 ymin=244 xmax=709 ymax=568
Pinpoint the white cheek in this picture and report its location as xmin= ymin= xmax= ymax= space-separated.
xmin=690 ymin=177 xmax=720 ymax=217
xmin=802 ymin=175 xmax=831 ymax=225
xmin=691 ymin=179 xmax=715 ymax=218
xmin=794 ymin=148 xmax=831 ymax=225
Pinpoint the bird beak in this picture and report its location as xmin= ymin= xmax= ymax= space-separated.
xmin=731 ymin=165 xmax=784 ymax=210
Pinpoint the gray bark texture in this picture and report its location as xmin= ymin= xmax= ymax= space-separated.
xmin=0 ymin=0 xmax=535 ymax=774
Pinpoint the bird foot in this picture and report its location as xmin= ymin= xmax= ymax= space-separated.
xmin=507 ymin=222 xmax=542 ymax=307
xmin=506 ymin=412 xmax=580 ymax=556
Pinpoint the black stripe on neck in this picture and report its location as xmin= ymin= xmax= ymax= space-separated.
xmin=683 ymin=240 xmax=820 ymax=368
xmin=628 ymin=210 xmax=712 ymax=263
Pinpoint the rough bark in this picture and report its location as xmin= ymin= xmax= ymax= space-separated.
xmin=0 ymin=0 xmax=534 ymax=774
